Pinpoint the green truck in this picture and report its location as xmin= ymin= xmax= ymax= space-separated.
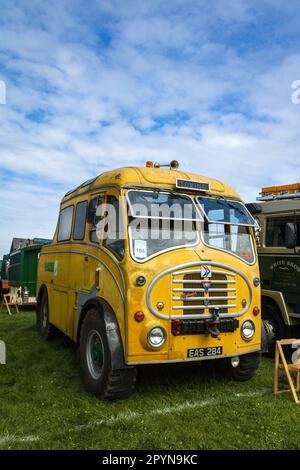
xmin=8 ymin=243 xmax=49 ymax=304
xmin=247 ymin=183 xmax=300 ymax=353
xmin=0 ymin=254 xmax=10 ymax=299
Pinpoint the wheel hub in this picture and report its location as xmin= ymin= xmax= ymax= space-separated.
xmin=263 ymin=319 xmax=276 ymax=345
xmin=86 ymin=330 xmax=104 ymax=380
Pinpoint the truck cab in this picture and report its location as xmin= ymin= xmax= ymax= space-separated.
xmin=36 ymin=162 xmax=262 ymax=400
xmin=247 ymin=183 xmax=300 ymax=353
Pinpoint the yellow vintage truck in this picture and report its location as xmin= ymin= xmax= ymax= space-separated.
xmin=36 ymin=162 xmax=264 ymax=400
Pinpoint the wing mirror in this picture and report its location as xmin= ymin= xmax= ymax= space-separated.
xmin=285 ymin=222 xmax=297 ymax=249
xmin=87 ymin=197 xmax=108 ymax=225
xmin=87 ymin=198 xmax=98 ymax=224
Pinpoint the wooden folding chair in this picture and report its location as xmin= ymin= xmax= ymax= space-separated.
xmin=0 ymin=293 xmax=19 ymax=315
xmin=274 ymin=339 xmax=300 ymax=405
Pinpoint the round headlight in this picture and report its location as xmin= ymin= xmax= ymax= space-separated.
xmin=147 ymin=327 xmax=167 ymax=349
xmin=241 ymin=320 xmax=255 ymax=341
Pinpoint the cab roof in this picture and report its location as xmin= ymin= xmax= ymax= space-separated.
xmin=62 ymin=166 xmax=241 ymax=203
xmin=248 ymin=198 xmax=300 ymax=215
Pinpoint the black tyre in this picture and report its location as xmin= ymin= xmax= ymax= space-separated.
xmin=216 ymin=352 xmax=261 ymax=381
xmin=78 ymin=308 xmax=136 ymax=400
xmin=36 ymin=289 xmax=55 ymax=340
xmin=262 ymin=301 xmax=287 ymax=356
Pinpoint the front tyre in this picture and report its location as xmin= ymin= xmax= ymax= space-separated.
xmin=262 ymin=302 xmax=287 ymax=356
xmin=78 ymin=308 xmax=136 ymax=400
xmin=216 ymin=352 xmax=261 ymax=382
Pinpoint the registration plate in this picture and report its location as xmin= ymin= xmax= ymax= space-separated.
xmin=187 ymin=346 xmax=223 ymax=359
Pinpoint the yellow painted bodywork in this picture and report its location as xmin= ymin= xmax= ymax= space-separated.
xmin=37 ymin=166 xmax=261 ymax=365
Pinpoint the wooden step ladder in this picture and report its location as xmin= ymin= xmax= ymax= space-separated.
xmin=274 ymin=339 xmax=300 ymax=405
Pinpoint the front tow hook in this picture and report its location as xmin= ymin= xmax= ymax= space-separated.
xmin=206 ymin=308 xmax=221 ymax=340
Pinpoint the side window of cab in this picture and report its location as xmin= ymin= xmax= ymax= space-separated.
xmin=103 ymin=195 xmax=125 ymax=260
xmin=88 ymin=195 xmax=105 ymax=243
xmin=73 ymin=201 xmax=88 ymax=240
xmin=57 ymin=205 xmax=74 ymax=242
xmin=88 ymin=194 xmax=125 ymax=260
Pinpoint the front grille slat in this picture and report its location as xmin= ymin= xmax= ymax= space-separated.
xmin=172 ymin=279 xmax=236 ymax=284
xmin=172 ymin=296 xmax=237 ymax=301
xmin=173 ymin=288 xmax=236 ymax=293
xmin=173 ymin=269 xmax=236 ymax=277
xmin=172 ymin=304 xmax=237 ymax=310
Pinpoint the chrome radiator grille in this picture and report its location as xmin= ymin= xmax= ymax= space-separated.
xmin=172 ymin=268 xmax=237 ymax=315
xmin=146 ymin=262 xmax=252 ymax=320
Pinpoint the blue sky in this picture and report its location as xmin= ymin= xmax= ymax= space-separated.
xmin=0 ymin=0 xmax=300 ymax=255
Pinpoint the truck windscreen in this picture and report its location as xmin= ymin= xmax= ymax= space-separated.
xmin=126 ymin=190 xmax=200 ymax=261
xmin=196 ymin=197 xmax=255 ymax=264
xmin=196 ymin=197 xmax=257 ymax=227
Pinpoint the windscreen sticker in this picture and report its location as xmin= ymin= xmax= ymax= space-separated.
xmin=134 ymin=240 xmax=147 ymax=259
xmin=201 ymin=265 xmax=212 ymax=278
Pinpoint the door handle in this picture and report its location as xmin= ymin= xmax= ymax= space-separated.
xmin=95 ymin=267 xmax=102 ymax=290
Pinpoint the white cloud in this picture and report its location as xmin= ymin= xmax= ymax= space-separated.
xmin=0 ymin=0 xmax=300 ymax=254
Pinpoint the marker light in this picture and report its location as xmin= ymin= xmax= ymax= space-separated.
xmin=134 ymin=311 xmax=145 ymax=322
xmin=170 ymin=160 xmax=179 ymax=169
xmin=253 ymin=306 xmax=260 ymax=316
xmin=136 ymin=275 xmax=146 ymax=287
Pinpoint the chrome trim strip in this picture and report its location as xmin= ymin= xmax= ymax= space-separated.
xmin=172 ymin=269 xmax=236 ymax=277
xmin=172 ymin=279 xmax=236 ymax=284
xmin=172 ymin=288 xmax=236 ymax=293
xmin=172 ymin=304 xmax=237 ymax=310
xmin=146 ymin=261 xmax=252 ymax=320
xmin=172 ymin=295 xmax=237 ymax=301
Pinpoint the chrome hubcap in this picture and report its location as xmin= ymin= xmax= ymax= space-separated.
xmin=42 ymin=302 xmax=47 ymax=329
xmin=86 ymin=330 xmax=104 ymax=380
xmin=263 ymin=319 xmax=276 ymax=345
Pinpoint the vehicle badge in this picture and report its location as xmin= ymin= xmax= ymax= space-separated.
xmin=203 ymin=281 xmax=211 ymax=293
xmin=201 ymin=265 xmax=212 ymax=278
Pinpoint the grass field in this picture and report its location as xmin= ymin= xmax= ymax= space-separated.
xmin=0 ymin=311 xmax=300 ymax=450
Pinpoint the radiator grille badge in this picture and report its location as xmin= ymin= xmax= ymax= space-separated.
xmin=203 ymin=281 xmax=211 ymax=293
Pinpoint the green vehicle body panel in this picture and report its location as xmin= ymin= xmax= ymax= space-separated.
xmin=8 ymin=244 xmax=44 ymax=297
xmin=248 ymin=198 xmax=300 ymax=327
xmin=259 ymin=254 xmax=300 ymax=311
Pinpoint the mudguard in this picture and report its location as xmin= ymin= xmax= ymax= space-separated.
xmin=77 ymin=293 xmax=127 ymax=371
